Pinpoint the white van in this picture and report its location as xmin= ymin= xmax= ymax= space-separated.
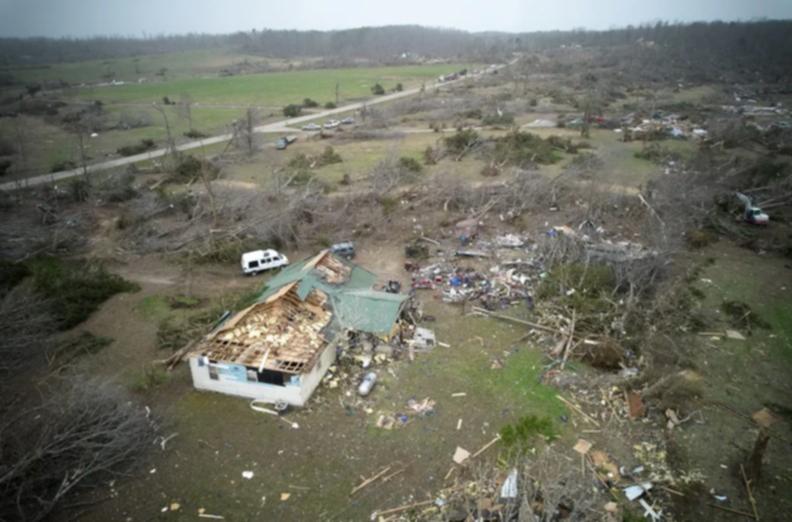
xmin=240 ymin=249 xmax=289 ymax=275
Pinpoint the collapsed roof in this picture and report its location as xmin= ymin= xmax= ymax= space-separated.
xmin=192 ymin=250 xmax=408 ymax=375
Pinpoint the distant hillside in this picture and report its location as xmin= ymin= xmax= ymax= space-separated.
xmin=1 ymin=21 xmax=791 ymax=81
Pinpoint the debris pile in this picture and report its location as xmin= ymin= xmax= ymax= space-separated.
xmin=618 ymin=112 xmax=708 ymax=141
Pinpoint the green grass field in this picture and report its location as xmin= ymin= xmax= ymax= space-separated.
xmin=0 ymin=61 xmax=474 ymax=177
xmin=70 ymin=63 xmax=475 ymax=107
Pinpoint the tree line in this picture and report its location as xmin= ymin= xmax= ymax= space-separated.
xmin=0 ymin=20 xmax=788 ymax=67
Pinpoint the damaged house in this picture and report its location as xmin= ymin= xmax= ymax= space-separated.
xmin=189 ymin=250 xmax=409 ymax=406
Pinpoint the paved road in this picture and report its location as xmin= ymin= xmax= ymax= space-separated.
xmin=1 ymin=65 xmax=510 ymax=192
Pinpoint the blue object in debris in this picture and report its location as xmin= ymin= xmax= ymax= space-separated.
xmin=546 ymin=229 xmax=558 ymax=238
xmin=450 ymin=276 xmax=462 ymax=287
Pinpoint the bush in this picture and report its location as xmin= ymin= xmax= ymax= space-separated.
xmin=50 ymin=159 xmax=77 ymax=173
xmin=324 ymin=101 xmax=336 ymax=109
xmin=443 ymin=128 xmax=479 ymax=155
xmin=317 ymin=146 xmax=342 ymax=166
xmin=482 ymin=112 xmax=515 ymax=126
xmin=459 ymin=108 xmax=482 ymax=119
xmin=287 ymin=153 xmax=312 ymax=170
xmin=184 ymin=129 xmax=208 ymax=139
xmin=171 ymin=155 xmax=219 ymax=183
xmin=500 ymin=415 xmax=556 ymax=455
xmin=117 ymin=138 xmax=156 ymax=157
xmin=282 ymin=104 xmax=302 ymax=117
xmin=117 ymin=111 xmax=153 ymax=130
xmin=28 ymin=257 xmax=139 ymax=330
xmin=398 ymin=156 xmax=422 ymax=173
xmin=493 ymin=131 xmax=560 ymax=166
xmin=302 ymin=98 xmax=319 ymax=108
xmin=423 ymin=146 xmax=436 ymax=165
xmin=686 ymin=228 xmax=716 ymax=249
xmin=394 ymin=83 xmax=403 ymax=92
xmin=371 ymin=83 xmax=385 ymax=95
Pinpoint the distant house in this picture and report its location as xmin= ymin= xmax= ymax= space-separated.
xmin=189 ymin=250 xmax=409 ymax=406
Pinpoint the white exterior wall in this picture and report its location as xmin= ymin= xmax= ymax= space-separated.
xmin=189 ymin=341 xmax=337 ymax=407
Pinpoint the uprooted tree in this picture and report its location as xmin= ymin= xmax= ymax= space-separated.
xmin=0 ymin=378 xmax=157 ymax=521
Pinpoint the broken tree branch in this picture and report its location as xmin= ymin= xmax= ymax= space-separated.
xmin=740 ymin=464 xmax=760 ymax=521
xmin=350 ymin=465 xmax=392 ymax=496
xmin=372 ymin=499 xmax=435 ymax=518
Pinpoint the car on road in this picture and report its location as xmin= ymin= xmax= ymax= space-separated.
xmin=341 ymin=117 xmax=355 ymax=125
xmin=323 ymin=119 xmax=340 ymax=129
xmin=275 ymin=136 xmax=297 ymax=150
xmin=302 ymin=123 xmax=321 ymax=131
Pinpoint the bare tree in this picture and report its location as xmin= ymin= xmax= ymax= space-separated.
xmin=152 ymin=102 xmax=177 ymax=161
xmin=177 ymin=92 xmax=194 ymax=132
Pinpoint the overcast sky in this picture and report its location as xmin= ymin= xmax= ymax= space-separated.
xmin=1 ymin=0 xmax=790 ymax=38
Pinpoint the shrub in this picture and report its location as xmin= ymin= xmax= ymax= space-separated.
xmin=394 ymin=83 xmax=403 ymax=92
xmin=50 ymin=159 xmax=77 ymax=173
xmin=171 ymin=155 xmax=219 ymax=182
xmin=423 ymin=146 xmax=436 ymax=165
xmin=398 ymin=156 xmax=422 ymax=173
xmin=371 ymin=83 xmax=385 ymax=95
xmin=460 ymin=108 xmax=482 ymax=119
xmin=500 ymin=415 xmax=556 ymax=455
xmin=28 ymin=257 xmax=139 ymax=330
xmin=288 ymin=153 xmax=312 ymax=170
xmin=117 ymin=111 xmax=153 ymax=130
xmin=316 ymin=146 xmax=342 ymax=167
xmin=283 ymin=104 xmax=302 ymax=117
xmin=324 ymin=101 xmax=337 ymax=109
xmin=117 ymin=138 xmax=156 ymax=157
xmin=686 ymin=228 xmax=716 ymax=249
xmin=132 ymin=364 xmax=170 ymax=391
xmin=493 ymin=131 xmax=560 ymax=166
xmin=302 ymin=98 xmax=319 ymax=108
xmin=443 ymin=128 xmax=479 ymax=155
xmin=184 ymin=129 xmax=208 ymax=138
xmin=720 ymin=300 xmax=770 ymax=331
xmin=482 ymin=112 xmax=515 ymax=126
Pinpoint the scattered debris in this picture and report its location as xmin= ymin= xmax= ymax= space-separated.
xmin=453 ymin=446 xmax=471 ymax=465
xmin=627 ymin=391 xmax=646 ymax=418
xmin=241 ymin=471 xmax=254 ymax=480
xmin=357 ymin=371 xmax=378 ymax=397
xmin=499 ymin=468 xmax=519 ymax=499
xmin=351 ymin=465 xmax=394 ymax=496
xmin=573 ymin=438 xmax=592 ymax=455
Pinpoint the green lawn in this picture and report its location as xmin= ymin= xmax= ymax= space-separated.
xmin=71 ymin=64 xmax=476 ymax=108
